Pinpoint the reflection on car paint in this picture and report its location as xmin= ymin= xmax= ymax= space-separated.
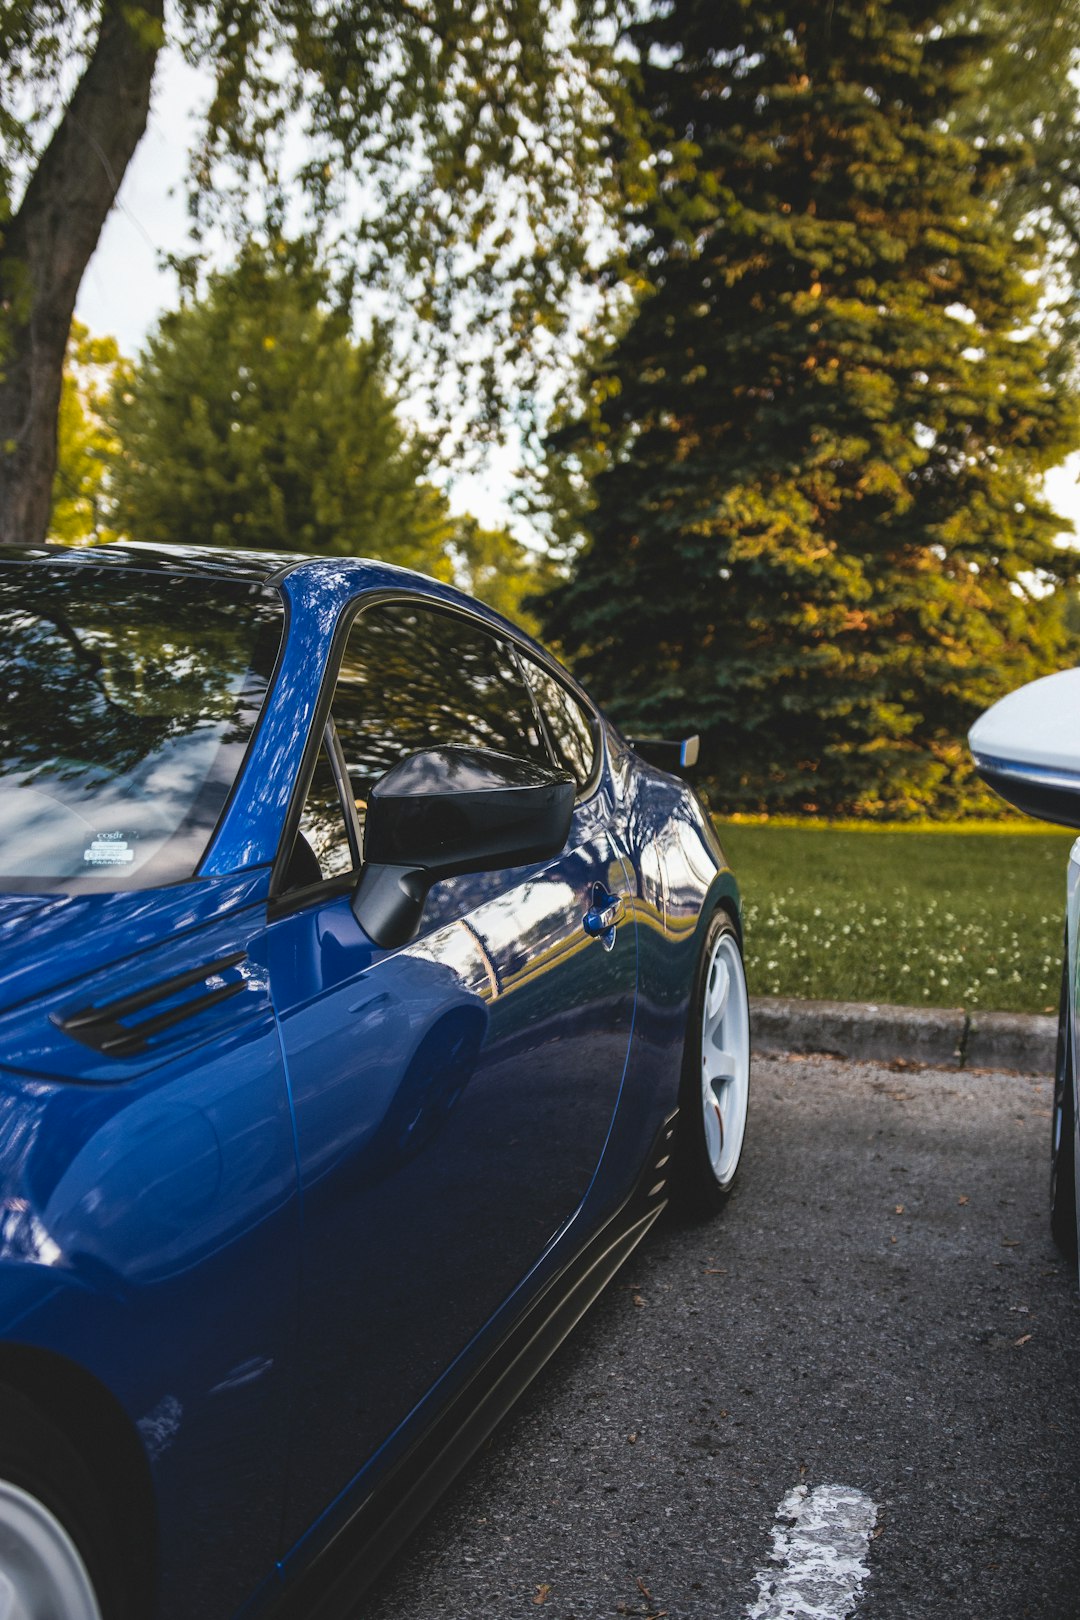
xmin=137 ymin=1395 xmax=183 ymax=1461
xmin=0 ymin=1195 xmax=62 ymax=1267
xmin=273 ymin=811 xmax=637 ymax=1553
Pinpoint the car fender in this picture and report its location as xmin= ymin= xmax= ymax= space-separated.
xmin=585 ymin=763 xmax=740 ymax=1221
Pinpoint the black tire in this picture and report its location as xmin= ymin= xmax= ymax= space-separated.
xmin=0 ymin=1385 xmax=130 ymax=1619
xmin=1051 ymin=952 xmax=1078 ymax=1262
xmin=669 ymin=910 xmax=751 ymax=1220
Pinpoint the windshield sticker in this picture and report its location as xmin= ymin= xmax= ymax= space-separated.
xmin=83 ymin=833 xmax=136 ymax=866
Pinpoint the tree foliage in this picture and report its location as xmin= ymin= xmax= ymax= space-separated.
xmin=542 ymin=0 xmax=1079 ymax=818
xmin=0 ymin=0 xmax=636 ymax=547
xmin=445 ymin=515 xmax=549 ymax=633
xmin=108 ymin=244 xmax=442 ymax=563
xmin=98 ymin=242 xmax=541 ymax=614
xmin=49 ymin=320 xmax=128 ymax=545
xmin=954 ymin=1 xmax=1080 ymax=373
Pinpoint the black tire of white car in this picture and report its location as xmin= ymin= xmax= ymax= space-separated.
xmin=670 ymin=910 xmax=751 ymax=1220
xmin=1051 ymin=952 xmax=1078 ymax=1263
xmin=0 ymin=1387 xmax=127 ymax=1620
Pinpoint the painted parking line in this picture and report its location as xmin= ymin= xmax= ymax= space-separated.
xmin=746 ymin=1483 xmax=878 ymax=1620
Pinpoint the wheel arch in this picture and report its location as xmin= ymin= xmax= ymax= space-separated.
xmin=668 ymin=877 xmax=747 ymax=1083
xmin=713 ymin=891 xmax=743 ymax=946
xmin=0 ymin=1342 xmax=157 ymax=1617
xmin=697 ymin=871 xmax=744 ymax=951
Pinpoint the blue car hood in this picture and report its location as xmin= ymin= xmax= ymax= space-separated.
xmin=0 ymin=873 xmax=269 ymax=1019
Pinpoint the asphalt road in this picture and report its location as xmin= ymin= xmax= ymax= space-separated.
xmin=363 ymin=1055 xmax=1080 ymax=1620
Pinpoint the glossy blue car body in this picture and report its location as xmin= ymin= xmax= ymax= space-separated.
xmin=0 ymin=543 xmax=739 ymax=1620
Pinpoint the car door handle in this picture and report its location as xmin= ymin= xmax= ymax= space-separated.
xmin=583 ymin=887 xmax=625 ymax=949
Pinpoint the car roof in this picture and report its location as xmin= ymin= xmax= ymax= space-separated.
xmin=4 ymin=539 xmax=583 ymax=699
xmin=2 ymin=540 xmax=325 ymax=584
xmin=5 ymin=541 xmax=552 ymax=649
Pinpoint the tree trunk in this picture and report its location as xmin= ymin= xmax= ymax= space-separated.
xmin=0 ymin=0 xmax=164 ymax=547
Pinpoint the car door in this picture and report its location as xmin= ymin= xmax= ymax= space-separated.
xmin=267 ymin=597 xmax=637 ymax=1553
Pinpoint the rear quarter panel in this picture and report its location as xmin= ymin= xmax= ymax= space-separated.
xmin=588 ymin=729 xmax=740 ymax=1217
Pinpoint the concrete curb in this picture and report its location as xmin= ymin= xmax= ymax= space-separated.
xmin=750 ymin=996 xmax=1057 ymax=1077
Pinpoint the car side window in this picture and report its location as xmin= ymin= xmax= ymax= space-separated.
xmin=286 ymin=601 xmax=554 ymax=891
xmin=518 ymin=657 xmax=597 ymax=790
xmin=296 ymin=737 xmax=354 ymax=878
xmin=331 ymin=601 xmax=549 ymax=828
xmin=285 ymin=726 xmax=358 ymax=888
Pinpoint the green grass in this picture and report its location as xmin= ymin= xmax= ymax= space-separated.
xmin=715 ymin=819 xmax=1076 ymax=1015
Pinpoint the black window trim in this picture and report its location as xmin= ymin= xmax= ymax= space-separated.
xmin=325 ymin=714 xmax=364 ymax=869
xmin=267 ymin=588 xmax=606 ymax=912
xmin=507 ymin=642 xmax=564 ymax=778
xmin=510 ymin=642 xmax=600 ymax=796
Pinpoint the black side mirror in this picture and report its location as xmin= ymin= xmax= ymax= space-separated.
xmin=352 ymin=745 xmax=575 ymax=949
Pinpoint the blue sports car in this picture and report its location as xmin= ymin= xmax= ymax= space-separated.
xmin=0 ymin=543 xmax=748 ymax=1620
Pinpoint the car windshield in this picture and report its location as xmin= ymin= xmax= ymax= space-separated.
xmin=0 ymin=563 xmax=284 ymax=891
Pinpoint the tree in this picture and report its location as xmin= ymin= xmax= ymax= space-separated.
xmin=104 ymin=242 xmax=541 ymax=608
xmin=0 ymin=1 xmax=161 ymax=549
xmin=446 ymin=515 xmax=550 ymax=634
xmin=109 ymin=243 xmax=444 ymax=565
xmin=955 ymin=1 xmax=1080 ymax=375
xmin=50 ymin=320 xmax=129 ymax=545
xmin=0 ymin=0 xmax=631 ymax=548
xmin=542 ymin=0 xmax=1079 ymax=818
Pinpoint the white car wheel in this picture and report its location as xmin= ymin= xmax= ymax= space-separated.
xmin=699 ymin=925 xmax=751 ymax=1188
xmin=0 ymin=1480 xmax=103 ymax=1620
xmin=672 ymin=911 xmax=751 ymax=1216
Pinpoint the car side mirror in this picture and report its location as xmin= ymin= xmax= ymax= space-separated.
xmin=969 ymin=669 xmax=1080 ymax=829
xmin=351 ymin=745 xmax=575 ymax=949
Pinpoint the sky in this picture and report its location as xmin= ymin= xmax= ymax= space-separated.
xmin=75 ymin=46 xmax=1080 ymax=551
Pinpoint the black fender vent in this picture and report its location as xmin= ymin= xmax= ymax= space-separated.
xmin=53 ymin=951 xmax=248 ymax=1058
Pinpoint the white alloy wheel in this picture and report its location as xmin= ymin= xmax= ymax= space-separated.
xmin=699 ymin=925 xmax=750 ymax=1189
xmin=0 ymin=1481 xmax=103 ymax=1620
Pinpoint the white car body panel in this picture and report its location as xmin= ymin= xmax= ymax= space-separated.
xmin=968 ymin=668 xmax=1080 ymax=776
xmin=969 ymin=674 xmax=1080 ymax=1277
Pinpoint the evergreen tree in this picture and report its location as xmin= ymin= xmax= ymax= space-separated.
xmin=543 ymin=0 xmax=1079 ymax=817
xmin=106 ymin=242 xmax=541 ymax=608
xmin=109 ymin=243 xmax=449 ymax=567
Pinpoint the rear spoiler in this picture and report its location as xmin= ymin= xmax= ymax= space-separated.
xmin=627 ymin=735 xmax=700 ymax=773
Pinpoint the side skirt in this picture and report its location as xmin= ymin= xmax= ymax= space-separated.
xmin=270 ymin=1111 xmax=678 ymax=1620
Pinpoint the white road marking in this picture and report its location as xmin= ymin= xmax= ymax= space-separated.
xmin=745 ymin=1483 xmax=878 ymax=1620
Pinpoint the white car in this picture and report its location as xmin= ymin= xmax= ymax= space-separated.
xmin=969 ymin=669 xmax=1080 ymax=1270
